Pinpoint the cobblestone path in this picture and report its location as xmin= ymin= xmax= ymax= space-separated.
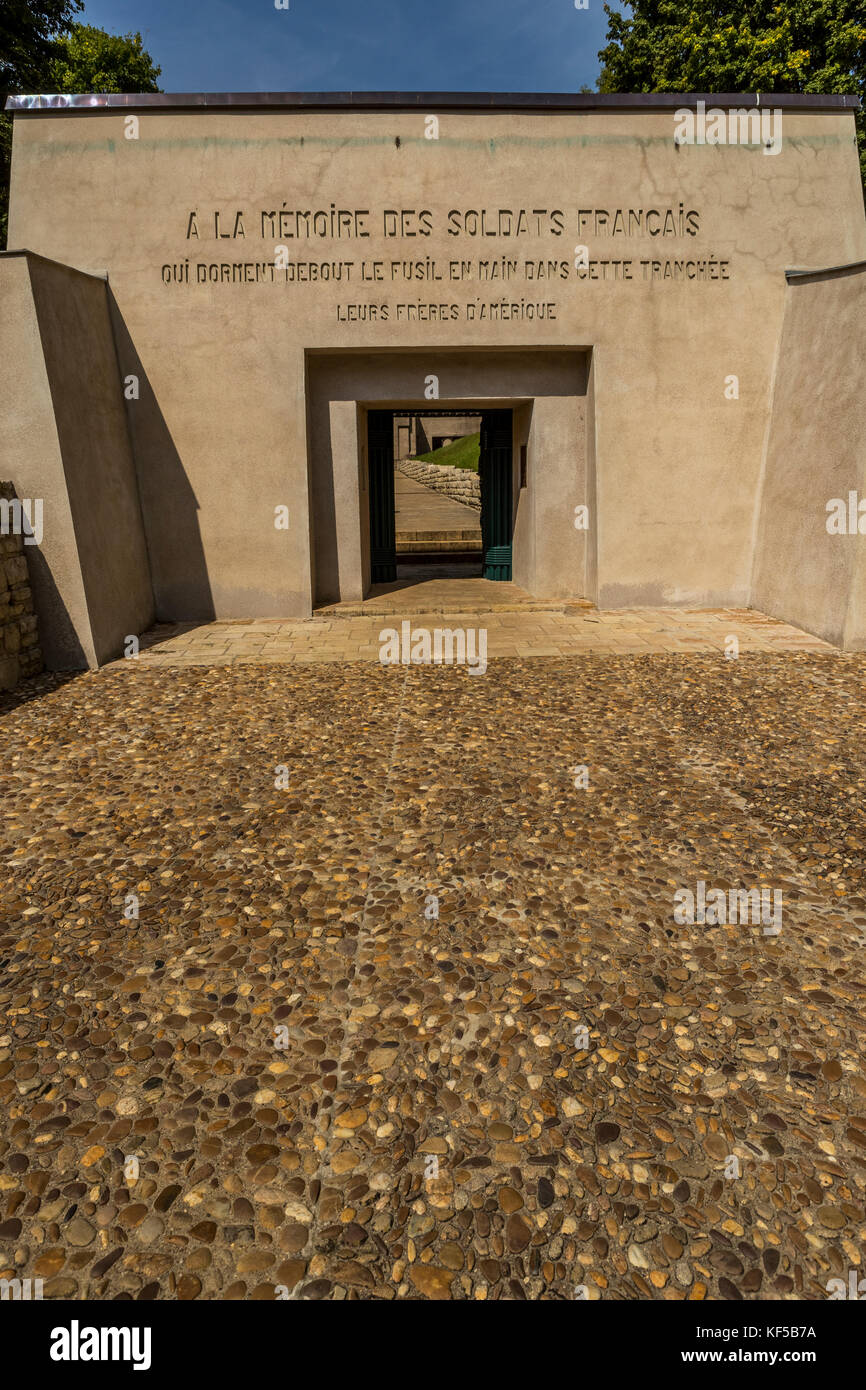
xmin=1 ymin=651 xmax=864 ymax=1300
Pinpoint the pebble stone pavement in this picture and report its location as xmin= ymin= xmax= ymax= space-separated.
xmin=1 ymin=636 xmax=865 ymax=1301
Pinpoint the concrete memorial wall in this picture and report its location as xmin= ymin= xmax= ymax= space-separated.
xmin=1 ymin=92 xmax=864 ymax=662
xmin=752 ymin=262 xmax=866 ymax=649
xmin=0 ymin=252 xmax=154 ymax=666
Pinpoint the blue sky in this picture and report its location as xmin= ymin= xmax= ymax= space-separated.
xmin=79 ymin=0 xmax=613 ymax=93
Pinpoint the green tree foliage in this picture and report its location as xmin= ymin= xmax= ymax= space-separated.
xmin=597 ymin=0 xmax=866 ymax=193
xmin=50 ymin=24 xmax=161 ymax=95
xmin=0 ymin=0 xmax=81 ymax=90
xmin=1 ymin=6 xmax=160 ymax=246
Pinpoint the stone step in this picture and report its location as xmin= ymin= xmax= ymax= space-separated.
xmin=396 ymin=529 xmax=482 ymax=553
xmin=317 ymin=597 xmax=596 ymax=618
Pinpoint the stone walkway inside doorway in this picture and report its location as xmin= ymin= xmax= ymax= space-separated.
xmin=395 ymin=470 xmax=481 ymax=555
xmin=118 ymin=605 xmax=835 ymax=668
xmin=319 ymin=574 xmax=548 ymax=614
xmin=396 ymin=471 xmax=478 ymax=530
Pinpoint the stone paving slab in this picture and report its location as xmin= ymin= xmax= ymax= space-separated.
xmin=1 ymin=651 xmax=865 ymax=1302
xmin=118 ymin=608 xmax=835 ymax=669
xmin=394 ymin=469 xmax=481 ymax=534
xmin=318 ymin=576 xmax=542 ymax=614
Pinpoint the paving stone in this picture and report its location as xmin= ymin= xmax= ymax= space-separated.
xmin=0 ymin=648 xmax=863 ymax=1301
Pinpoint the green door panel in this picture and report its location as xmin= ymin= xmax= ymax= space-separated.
xmin=479 ymin=410 xmax=513 ymax=580
xmin=368 ymin=410 xmax=396 ymax=583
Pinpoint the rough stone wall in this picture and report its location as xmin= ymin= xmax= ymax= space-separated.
xmin=0 ymin=483 xmax=43 ymax=690
xmin=397 ymin=459 xmax=481 ymax=512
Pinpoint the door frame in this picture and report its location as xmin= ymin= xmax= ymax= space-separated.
xmin=365 ymin=405 xmax=514 ymax=589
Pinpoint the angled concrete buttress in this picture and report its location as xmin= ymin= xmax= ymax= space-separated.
xmin=0 ymin=251 xmax=154 ymax=668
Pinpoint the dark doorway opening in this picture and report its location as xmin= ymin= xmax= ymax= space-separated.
xmin=367 ymin=407 xmax=513 ymax=585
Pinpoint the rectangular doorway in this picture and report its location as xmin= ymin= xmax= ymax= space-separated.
xmin=367 ymin=407 xmax=513 ymax=585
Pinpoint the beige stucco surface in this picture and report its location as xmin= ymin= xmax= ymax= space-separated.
xmin=0 ymin=256 xmax=90 ymax=666
xmin=752 ymin=264 xmax=866 ymax=648
xmin=0 ymin=253 xmax=154 ymax=665
xmin=5 ymin=101 xmax=866 ymax=636
xmin=0 ymin=254 xmax=155 ymax=665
